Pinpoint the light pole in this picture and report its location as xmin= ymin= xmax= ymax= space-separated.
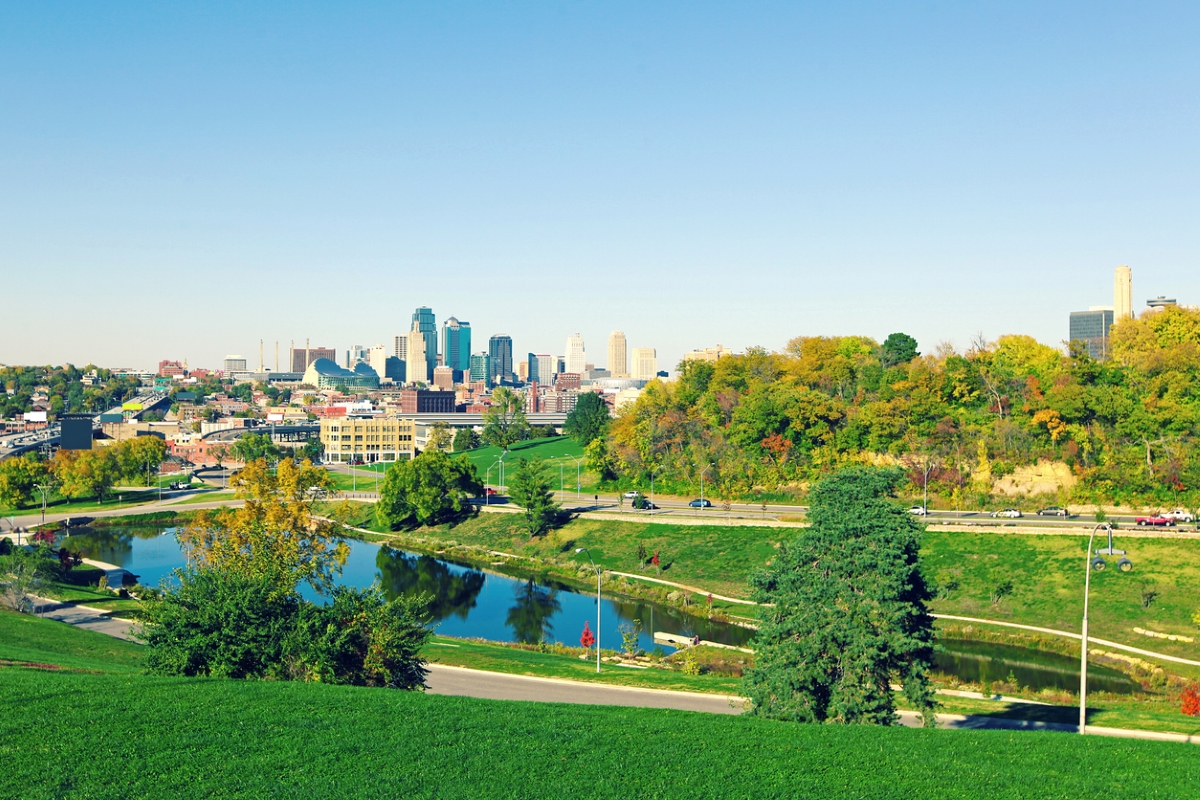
xmin=34 ymin=483 xmax=48 ymax=529
xmin=1080 ymin=523 xmax=1133 ymax=735
xmin=576 ymin=547 xmax=602 ymax=673
xmin=571 ymin=455 xmax=584 ymax=500
xmin=649 ymin=464 xmax=663 ymax=515
xmin=699 ymin=463 xmax=712 ymax=514
xmin=498 ymin=453 xmax=507 ymax=498
xmin=557 ymin=460 xmax=565 ymax=503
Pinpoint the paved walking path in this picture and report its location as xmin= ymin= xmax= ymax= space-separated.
xmin=28 ymin=596 xmax=139 ymax=641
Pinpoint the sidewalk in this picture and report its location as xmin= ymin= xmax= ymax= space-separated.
xmin=29 ymin=595 xmax=139 ymax=642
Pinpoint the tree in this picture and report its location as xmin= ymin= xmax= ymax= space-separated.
xmin=0 ymin=455 xmax=50 ymax=509
xmin=563 ymin=392 xmax=611 ymax=446
xmin=507 ymin=457 xmax=561 ymax=537
xmin=230 ymin=432 xmax=283 ymax=465
xmin=113 ymin=435 xmax=168 ymax=485
xmin=880 ymin=333 xmax=920 ymax=368
xmin=427 ymin=421 xmax=452 ymax=452
xmin=178 ymin=458 xmax=346 ymax=595
xmin=452 ymin=427 xmax=481 ymax=452
xmin=374 ymin=450 xmax=482 ymax=531
xmin=481 ymin=387 xmax=530 ymax=450
xmin=52 ymin=449 xmax=118 ymax=503
xmin=0 ymin=543 xmax=54 ymax=613
xmin=584 ymin=437 xmax=618 ymax=482
xmin=743 ymin=466 xmax=936 ymax=725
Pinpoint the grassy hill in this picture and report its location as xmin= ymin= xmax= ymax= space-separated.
xmin=3 ymin=665 xmax=1198 ymax=799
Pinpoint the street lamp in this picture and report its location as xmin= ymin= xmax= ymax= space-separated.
xmin=576 ymin=547 xmax=602 ymax=673
xmin=570 ymin=455 xmax=585 ymax=500
xmin=33 ymin=483 xmax=48 ymax=529
xmin=486 ymin=458 xmax=502 ymax=505
xmin=699 ymin=463 xmax=712 ymax=514
xmin=649 ymin=464 xmax=664 ymax=516
xmin=1080 ymin=523 xmax=1133 ymax=735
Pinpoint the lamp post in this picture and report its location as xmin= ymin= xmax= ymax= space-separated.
xmin=1080 ymin=523 xmax=1133 ymax=734
xmin=557 ymin=460 xmax=565 ymax=503
xmin=34 ymin=483 xmax=48 ymax=530
xmin=649 ymin=464 xmax=663 ymax=515
xmin=498 ymin=452 xmax=507 ymax=498
xmin=486 ymin=458 xmax=501 ymax=505
xmin=571 ymin=456 xmax=585 ymax=500
xmin=699 ymin=463 xmax=712 ymax=514
xmin=576 ymin=547 xmax=602 ymax=673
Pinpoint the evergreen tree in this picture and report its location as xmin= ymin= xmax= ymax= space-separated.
xmin=507 ymin=457 xmax=560 ymax=538
xmin=743 ymin=466 xmax=936 ymax=725
xmin=880 ymin=332 xmax=920 ymax=367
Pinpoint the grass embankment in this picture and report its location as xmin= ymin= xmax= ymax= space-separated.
xmin=319 ymin=503 xmax=1200 ymax=661
xmin=37 ymin=566 xmax=145 ymax=616
xmin=0 ymin=607 xmax=142 ymax=673
xmin=3 ymin=667 xmax=1198 ymax=798
xmin=0 ymin=492 xmax=157 ymax=519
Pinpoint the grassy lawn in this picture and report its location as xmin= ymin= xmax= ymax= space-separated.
xmin=165 ymin=490 xmax=236 ymax=506
xmin=0 ymin=493 xmax=158 ymax=519
xmin=3 ymin=668 xmax=1198 ymax=799
xmin=0 ymin=607 xmax=142 ymax=673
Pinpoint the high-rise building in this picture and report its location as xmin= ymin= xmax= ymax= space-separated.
xmin=432 ymin=366 xmax=455 ymax=390
xmin=488 ymin=335 xmax=513 ymax=383
xmin=292 ymin=346 xmax=336 ymax=373
xmin=607 ymin=331 xmax=628 ymax=378
xmin=413 ymin=306 xmax=438 ymax=382
xmin=223 ymin=355 xmax=247 ymax=374
xmin=565 ymin=333 xmax=586 ymax=375
xmin=406 ymin=322 xmax=428 ymax=383
xmin=1069 ymin=308 xmax=1115 ymax=360
xmin=393 ymin=334 xmax=408 ymax=362
xmin=528 ymin=353 xmax=554 ymax=384
xmin=681 ymin=344 xmax=734 ymax=363
xmin=517 ymin=360 xmax=529 ymax=382
xmin=631 ymin=348 xmax=658 ymax=380
xmin=1114 ymin=265 xmax=1133 ymax=321
xmin=469 ymin=352 xmax=492 ymax=386
xmin=441 ymin=317 xmax=471 ymax=374
xmin=346 ymin=344 xmax=369 ymax=368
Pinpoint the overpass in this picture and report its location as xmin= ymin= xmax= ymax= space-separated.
xmin=0 ymin=391 xmax=171 ymax=460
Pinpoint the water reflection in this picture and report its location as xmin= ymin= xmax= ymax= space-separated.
xmin=506 ymin=579 xmax=563 ymax=644
xmin=935 ymin=639 xmax=1139 ymax=694
xmin=375 ymin=547 xmax=485 ymax=622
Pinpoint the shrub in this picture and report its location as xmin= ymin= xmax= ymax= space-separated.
xmin=1182 ymin=683 xmax=1200 ymax=717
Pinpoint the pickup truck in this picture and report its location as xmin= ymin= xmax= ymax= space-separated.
xmin=1135 ymin=515 xmax=1175 ymax=527
xmin=1162 ymin=509 xmax=1195 ymax=523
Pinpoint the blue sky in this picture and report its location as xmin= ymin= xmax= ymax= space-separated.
xmin=2 ymin=2 xmax=1198 ymax=371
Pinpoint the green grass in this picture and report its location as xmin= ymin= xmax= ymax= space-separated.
xmin=166 ymin=490 xmax=236 ymax=506
xmin=3 ymin=668 xmax=1198 ymax=799
xmin=0 ymin=607 xmax=142 ymax=674
xmin=0 ymin=493 xmax=158 ymax=518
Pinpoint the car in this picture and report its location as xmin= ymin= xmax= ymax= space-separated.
xmin=907 ymin=506 xmax=929 ymax=516
xmin=484 ymin=487 xmax=498 ymax=496
xmin=688 ymin=498 xmax=712 ymax=508
xmin=634 ymin=498 xmax=659 ymax=510
xmin=622 ymin=491 xmax=641 ymax=499
xmin=1135 ymin=515 xmax=1175 ymax=527
xmin=1037 ymin=507 xmax=1070 ymax=517
xmin=991 ymin=508 xmax=1023 ymax=518
xmin=1163 ymin=509 xmax=1195 ymax=523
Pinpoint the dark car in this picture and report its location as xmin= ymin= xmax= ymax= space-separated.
xmin=1037 ymin=507 xmax=1069 ymax=517
xmin=688 ymin=499 xmax=712 ymax=508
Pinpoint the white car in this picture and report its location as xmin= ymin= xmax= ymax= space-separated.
xmin=622 ymin=491 xmax=641 ymax=499
xmin=991 ymin=508 xmax=1023 ymax=518
xmin=1163 ymin=509 xmax=1195 ymax=523
xmin=907 ymin=506 xmax=929 ymax=516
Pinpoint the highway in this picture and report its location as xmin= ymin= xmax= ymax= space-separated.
xmin=0 ymin=390 xmax=170 ymax=459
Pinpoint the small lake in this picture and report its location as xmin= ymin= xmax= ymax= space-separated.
xmin=61 ymin=525 xmax=1141 ymax=694
xmin=61 ymin=526 xmax=753 ymax=654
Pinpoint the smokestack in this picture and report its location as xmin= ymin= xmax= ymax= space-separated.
xmin=275 ymin=341 xmax=279 ymax=372
xmin=259 ymin=340 xmax=263 ymax=372
xmin=305 ymin=338 xmax=310 ymax=371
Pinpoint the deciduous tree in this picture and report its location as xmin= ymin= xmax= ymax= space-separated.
xmin=374 ymin=450 xmax=481 ymax=531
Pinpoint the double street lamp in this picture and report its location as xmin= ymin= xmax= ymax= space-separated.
xmin=1080 ymin=523 xmax=1133 ymax=735
xmin=576 ymin=547 xmax=602 ymax=673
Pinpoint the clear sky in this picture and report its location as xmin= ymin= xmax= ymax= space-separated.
xmin=2 ymin=2 xmax=1198 ymax=372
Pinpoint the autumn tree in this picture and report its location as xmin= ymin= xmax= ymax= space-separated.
xmin=0 ymin=455 xmax=50 ymax=509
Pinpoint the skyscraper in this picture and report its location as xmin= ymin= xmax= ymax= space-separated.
xmin=1069 ymin=309 xmax=1114 ymax=360
xmin=412 ymin=306 xmax=438 ymax=382
xmin=488 ymin=335 xmax=513 ymax=383
xmin=1115 ymin=265 xmax=1133 ymax=321
xmin=631 ymin=348 xmax=658 ymax=381
xmin=441 ymin=317 xmax=471 ymax=375
xmin=469 ymin=352 xmax=492 ymax=386
xmin=565 ymin=333 xmax=586 ymax=375
xmin=393 ymin=334 xmax=407 ymax=362
xmin=406 ymin=322 xmax=428 ymax=383
xmin=607 ymin=331 xmax=628 ymax=378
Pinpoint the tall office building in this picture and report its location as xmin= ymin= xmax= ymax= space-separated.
xmin=631 ymin=348 xmax=658 ymax=381
xmin=223 ymin=355 xmax=247 ymax=373
xmin=1069 ymin=308 xmax=1115 ymax=360
xmin=528 ymin=354 xmax=554 ymax=384
xmin=565 ymin=333 xmax=586 ymax=375
xmin=469 ymin=352 xmax=492 ymax=386
xmin=393 ymin=334 xmax=407 ymax=362
xmin=347 ymin=344 xmax=369 ymax=368
xmin=406 ymin=322 xmax=428 ymax=383
xmin=1115 ymin=265 xmax=1133 ymax=321
xmin=412 ymin=306 xmax=438 ymax=382
xmin=517 ymin=361 xmax=529 ymax=382
xmin=488 ymin=335 xmax=514 ymax=382
xmin=607 ymin=331 xmax=628 ymax=378
xmin=441 ymin=317 xmax=471 ymax=374
xmin=292 ymin=345 xmax=336 ymax=373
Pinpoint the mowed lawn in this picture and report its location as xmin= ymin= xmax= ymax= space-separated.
xmin=0 ymin=607 xmax=143 ymax=674
xmin=3 ymin=667 xmax=1198 ymax=799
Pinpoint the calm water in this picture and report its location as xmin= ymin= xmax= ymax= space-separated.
xmin=61 ymin=525 xmax=1140 ymax=693
xmin=61 ymin=526 xmax=753 ymax=653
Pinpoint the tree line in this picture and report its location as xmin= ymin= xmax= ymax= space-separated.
xmin=0 ymin=436 xmax=168 ymax=508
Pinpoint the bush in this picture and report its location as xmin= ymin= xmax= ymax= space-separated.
xmin=1183 ymin=683 xmax=1200 ymax=717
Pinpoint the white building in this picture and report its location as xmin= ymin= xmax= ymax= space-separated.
xmin=1115 ymin=266 xmax=1133 ymax=321
xmin=565 ymin=333 xmax=586 ymax=375
xmin=631 ymin=348 xmax=658 ymax=381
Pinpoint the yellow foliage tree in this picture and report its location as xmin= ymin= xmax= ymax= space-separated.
xmin=178 ymin=458 xmax=346 ymax=594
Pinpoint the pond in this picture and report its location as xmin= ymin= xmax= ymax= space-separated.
xmin=61 ymin=525 xmax=1141 ymax=694
xmin=61 ymin=525 xmax=754 ymax=654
